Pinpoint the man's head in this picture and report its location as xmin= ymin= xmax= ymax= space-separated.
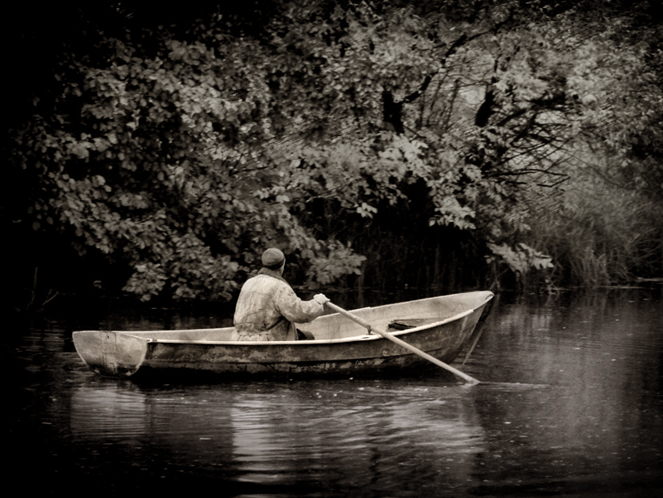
xmin=262 ymin=247 xmax=286 ymax=271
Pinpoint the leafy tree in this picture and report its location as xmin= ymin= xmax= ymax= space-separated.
xmin=6 ymin=0 xmax=662 ymax=307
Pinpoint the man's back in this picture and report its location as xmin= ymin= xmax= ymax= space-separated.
xmin=233 ymin=269 xmax=324 ymax=341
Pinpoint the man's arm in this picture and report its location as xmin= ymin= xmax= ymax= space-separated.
xmin=274 ymin=286 xmax=328 ymax=324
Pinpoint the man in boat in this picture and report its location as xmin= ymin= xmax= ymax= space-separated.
xmin=232 ymin=248 xmax=329 ymax=341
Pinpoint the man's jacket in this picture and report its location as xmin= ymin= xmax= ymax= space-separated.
xmin=232 ymin=268 xmax=325 ymax=341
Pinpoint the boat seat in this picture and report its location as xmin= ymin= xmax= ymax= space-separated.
xmin=388 ymin=318 xmax=437 ymax=331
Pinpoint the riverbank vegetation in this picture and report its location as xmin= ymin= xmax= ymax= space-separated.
xmin=5 ymin=0 xmax=662 ymax=311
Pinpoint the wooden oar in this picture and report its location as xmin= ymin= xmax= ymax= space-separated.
xmin=325 ymin=301 xmax=480 ymax=384
xmin=461 ymin=294 xmax=494 ymax=366
xmin=462 ymin=320 xmax=487 ymax=366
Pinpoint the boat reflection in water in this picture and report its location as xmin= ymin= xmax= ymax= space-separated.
xmin=69 ymin=379 xmax=486 ymax=494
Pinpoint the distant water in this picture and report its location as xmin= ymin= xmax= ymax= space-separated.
xmin=5 ymin=287 xmax=662 ymax=496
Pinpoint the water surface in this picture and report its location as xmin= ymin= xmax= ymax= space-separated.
xmin=5 ymin=288 xmax=662 ymax=496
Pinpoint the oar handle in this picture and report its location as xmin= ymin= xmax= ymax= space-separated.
xmin=325 ymin=301 xmax=480 ymax=384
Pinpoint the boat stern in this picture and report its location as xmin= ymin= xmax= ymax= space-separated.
xmin=72 ymin=331 xmax=148 ymax=377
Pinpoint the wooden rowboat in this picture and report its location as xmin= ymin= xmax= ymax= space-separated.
xmin=72 ymin=290 xmax=494 ymax=380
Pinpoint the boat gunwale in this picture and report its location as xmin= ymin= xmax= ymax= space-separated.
xmin=114 ymin=308 xmax=477 ymax=346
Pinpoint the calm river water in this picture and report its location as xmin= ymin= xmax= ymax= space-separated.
xmin=5 ymin=287 xmax=662 ymax=496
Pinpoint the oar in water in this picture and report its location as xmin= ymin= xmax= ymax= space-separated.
xmin=462 ymin=320 xmax=487 ymax=366
xmin=324 ymin=301 xmax=480 ymax=385
xmin=462 ymin=295 xmax=494 ymax=366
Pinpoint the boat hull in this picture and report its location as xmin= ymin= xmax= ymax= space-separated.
xmin=73 ymin=291 xmax=494 ymax=380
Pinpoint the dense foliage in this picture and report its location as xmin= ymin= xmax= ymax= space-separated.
xmin=5 ymin=0 xmax=662 ymax=308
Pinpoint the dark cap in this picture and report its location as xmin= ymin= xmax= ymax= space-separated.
xmin=261 ymin=248 xmax=285 ymax=269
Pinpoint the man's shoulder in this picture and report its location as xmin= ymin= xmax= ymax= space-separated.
xmin=243 ymin=273 xmax=289 ymax=290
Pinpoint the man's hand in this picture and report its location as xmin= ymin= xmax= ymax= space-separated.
xmin=313 ymin=293 xmax=330 ymax=305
